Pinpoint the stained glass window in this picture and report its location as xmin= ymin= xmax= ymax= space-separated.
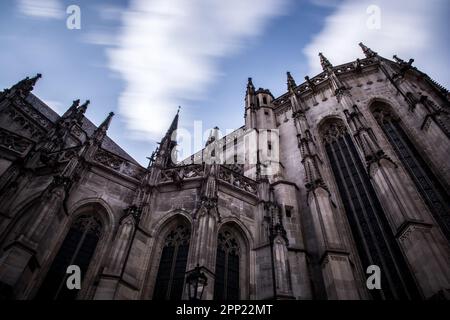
xmin=322 ymin=121 xmax=420 ymax=300
xmin=35 ymin=215 xmax=102 ymax=300
xmin=153 ymin=224 xmax=190 ymax=300
xmin=372 ymin=104 xmax=450 ymax=241
xmin=214 ymin=230 xmax=240 ymax=300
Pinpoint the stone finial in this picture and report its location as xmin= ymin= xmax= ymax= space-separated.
xmin=11 ymin=73 xmax=42 ymax=97
xmin=96 ymin=112 xmax=115 ymax=135
xmin=246 ymin=77 xmax=255 ymax=95
xmin=319 ymin=52 xmax=333 ymax=71
xmin=287 ymin=72 xmax=297 ymax=91
xmin=359 ymin=42 xmax=377 ymax=58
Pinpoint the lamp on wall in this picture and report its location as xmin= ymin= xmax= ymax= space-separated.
xmin=185 ymin=264 xmax=208 ymax=300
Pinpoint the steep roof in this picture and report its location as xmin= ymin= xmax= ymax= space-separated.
xmin=26 ymin=93 xmax=139 ymax=165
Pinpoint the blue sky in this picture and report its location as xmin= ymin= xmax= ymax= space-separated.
xmin=1 ymin=0 xmax=449 ymax=165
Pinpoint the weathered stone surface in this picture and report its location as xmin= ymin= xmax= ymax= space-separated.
xmin=0 ymin=50 xmax=449 ymax=300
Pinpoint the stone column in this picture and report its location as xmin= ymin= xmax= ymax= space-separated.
xmin=265 ymin=195 xmax=294 ymax=299
xmin=185 ymin=163 xmax=220 ymax=300
xmin=0 ymin=167 xmax=32 ymax=236
xmin=0 ymin=176 xmax=69 ymax=294
xmin=94 ymin=214 xmax=135 ymax=300
xmin=272 ymin=235 xmax=293 ymax=298
xmin=187 ymin=207 xmax=219 ymax=300
xmin=287 ymin=73 xmax=361 ymax=299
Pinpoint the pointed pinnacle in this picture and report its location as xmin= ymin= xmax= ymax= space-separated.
xmin=29 ymin=73 xmax=42 ymax=86
xmin=79 ymin=99 xmax=90 ymax=110
xmin=287 ymin=72 xmax=297 ymax=91
xmin=71 ymin=99 xmax=81 ymax=109
xmin=167 ymin=108 xmax=179 ymax=136
xmin=13 ymin=73 xmax=42 ymax=95
xmin=359 ymin=42 xmax=377 ymax=58
xmin=62 ymin=99 xmax=80 ymax=118
xmin=247 ymin=77 xmax=255 ymax=94
xmin=99 ymin=112 xmax=114 ymax=130
xmin=77 ymin=100 xmax=90 ymax=117
xmin=319 ymin=52 xmax=333 ymax=71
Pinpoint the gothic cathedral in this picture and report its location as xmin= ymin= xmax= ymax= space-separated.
xmin=0 ymin=43 xmax=449 ymax=300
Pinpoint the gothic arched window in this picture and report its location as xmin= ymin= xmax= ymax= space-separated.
xmin=214 ymin=229 xmax=240 ymax=300
xmin=153 ymin=224 xmax=190 ymax=300
xmin=372 ymin=104 xmax=450 ymax=241
xmin=322 ymin=121 xmax=420 ymax=300
xmin=36 ymin=215 xmax=102 ymax=300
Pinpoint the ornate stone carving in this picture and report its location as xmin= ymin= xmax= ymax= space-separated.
xmin=321 ymin=121 xmax=348 ymax=144
xmin=71 ymin=125 xmax=84 ymax=138
xmin=0 ymin=128 xmax=33 ymax=155
xmin=19 ymin=104 xmax=52 ymax=129
xmin=217 ymin=229 xmax=240 ymax=256
xmin=124 ymin=205 xmax=143 ymax=224
xmin=72 ymin=215 xmax=103 ymax=238
xmin=272 ymin=57 xmax=379 ymax=108
xmin=94 ymin=148 xmax=145 ymax=180
xmin=159 ymin=164 xmax=203 ymax=183
xmin=164 ymin=224 xmax=190 ymax=247
xmin=218 ymin=166 xmax=257 ymax=195
xmin=94 ymin=148 xmax=123 ymax=170
xmin=7 ymin=107 xmax=45 ymax=140
xmin=40 ymin=146 xmax=81 ymax=166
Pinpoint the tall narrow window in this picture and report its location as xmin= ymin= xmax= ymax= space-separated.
xmin=36 ymin=215 xmax=102 ymax=300
xmin=153 ymin=224 xmax=190 ymax=300
xmin=214 ymin=230 xmax=240 ymax=300
xmin=372 ymin=104 xmax=450 ymax=241
xmin=322 ymin=121 xmax=420 ymax=300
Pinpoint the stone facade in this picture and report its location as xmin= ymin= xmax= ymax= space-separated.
xmin=0 ymin=43 xmax=449 ymax=300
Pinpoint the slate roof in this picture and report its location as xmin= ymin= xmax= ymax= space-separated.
xmin=26 ymin=93 xmax=139 ymax=165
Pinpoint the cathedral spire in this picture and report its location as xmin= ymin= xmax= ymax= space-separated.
xmin=92 ymin=112 xmax=114 ymax=143
xmin=152 ymin=108 xmax=180 ymax=168
xmin=359 ymin=42 xmax=377 ymax=58
xmin=287 ymin=72 xmax=297 ymax=92
xmin=319 ymin=53 xmax=333 ymax=71
xmin=166 ymin=106 xmax=180 ymax=140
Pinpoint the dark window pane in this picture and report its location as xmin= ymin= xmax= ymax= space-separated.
xmin=323 ymin=122 xmax=420 ymax=300
xmin=214 ymin=231 xmax=240 ymax=300
xmin=213 ymin=248 xmax=226 ymax=300
xmin=35 ymin=215 xmax=102 ymax=300
xmin=153 ymin=225 xmax=190 ymax=300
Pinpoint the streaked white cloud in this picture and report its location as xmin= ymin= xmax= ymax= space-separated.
xmin=107 ymin=0 xmax=288 ymax=141
xmin=97 ymin=4 xmax=123 ymax=22
xmin=82 ymin=31 xmax=117 ymax=47
xmin=309 ymin=0 xmax=342 ymax=8
xmin=304 ymin=0 xmax=449 ymax=87
xmin=17 ymin=0 xmax=64 ymax=19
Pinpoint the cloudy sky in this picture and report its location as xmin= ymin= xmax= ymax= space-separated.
xmin=1 ymin=0 xmax=449 ymax=165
